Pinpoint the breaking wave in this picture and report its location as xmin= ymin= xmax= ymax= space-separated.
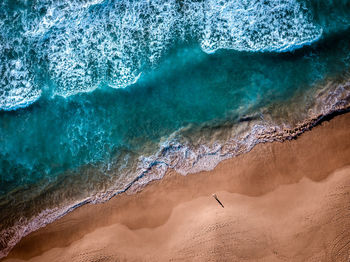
xmin=0 ymin=0 xmax=322 ymax=110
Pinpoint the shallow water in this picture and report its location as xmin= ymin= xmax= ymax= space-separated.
xmin=0 ymin=0 xmax=350 ymax=257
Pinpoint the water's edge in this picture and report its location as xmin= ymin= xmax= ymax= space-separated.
xmin=1 ymin=81 xmax=350 ymax=259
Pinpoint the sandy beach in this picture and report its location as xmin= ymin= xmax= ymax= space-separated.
xmin=3 ymin=112 xmax=350 ymax=262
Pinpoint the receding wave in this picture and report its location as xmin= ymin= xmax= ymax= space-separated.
xmin=0 ymin=0 xmax=323 ymax=111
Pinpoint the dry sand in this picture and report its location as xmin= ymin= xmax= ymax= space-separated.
xmin=3 ymin=113 xmax=350 ymax=262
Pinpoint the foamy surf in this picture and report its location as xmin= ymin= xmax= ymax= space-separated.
xmin=1 ymin=0 xmax=322 ymax=111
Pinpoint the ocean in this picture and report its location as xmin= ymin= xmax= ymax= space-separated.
xmin=1 ymin=0 xmax=350 ymax=257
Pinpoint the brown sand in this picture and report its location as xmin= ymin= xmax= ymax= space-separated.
xmin=3 ymin=113 xmax=350 ymax=262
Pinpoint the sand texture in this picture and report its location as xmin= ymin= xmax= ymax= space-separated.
xmin=3 ymin=113 xmax=350 ymax=262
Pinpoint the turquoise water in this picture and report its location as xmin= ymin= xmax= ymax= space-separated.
xmin=1 ymin=0 xmax=350 ymax=257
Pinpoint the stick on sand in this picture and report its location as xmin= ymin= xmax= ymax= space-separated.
xmin=212 ymin=194 xmax=224 ymax=208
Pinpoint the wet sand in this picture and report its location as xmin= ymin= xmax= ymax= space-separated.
xmin=3 ymin=113 xmax=350 ymax=262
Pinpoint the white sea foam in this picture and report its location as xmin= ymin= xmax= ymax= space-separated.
xmin=0 ymin=0 xmax=322 ymax=110
xmin=197 ymin=0 xmax=322 ymax=53
xmin=0 ymin=57 xmax=42 ymax=111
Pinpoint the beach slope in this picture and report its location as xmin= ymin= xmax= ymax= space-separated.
xmin=4 ymin=113 xmax=350 ymax=262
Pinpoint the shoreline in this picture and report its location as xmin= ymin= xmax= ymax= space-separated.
xmin=3 ymin=111 xmax=350 ymax=261
xmin=0 ymin=79 xmax=350 ymax=259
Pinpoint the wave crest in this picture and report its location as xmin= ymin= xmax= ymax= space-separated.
xmin=198 ymin=0 xmax=322 ymax=53
xmin=0 ymin=0 xmax=321 ymax=110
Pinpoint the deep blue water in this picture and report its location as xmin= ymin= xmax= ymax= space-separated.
xmin=0 ymin=0 xmax=350 ymax=256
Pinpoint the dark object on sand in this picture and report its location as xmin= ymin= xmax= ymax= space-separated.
xmin=212 ymin=194 xmax=224 ymax=208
